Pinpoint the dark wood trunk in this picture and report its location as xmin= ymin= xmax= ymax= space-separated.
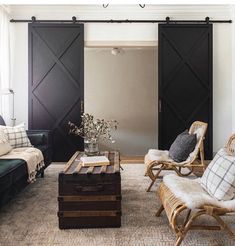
xmin=58 ymin=215 xmax=121 ymax=229
xmin=58 ymin=196 xmax=121 ymax=211
xmin=58 ymin=151 xmax=121 ymax=229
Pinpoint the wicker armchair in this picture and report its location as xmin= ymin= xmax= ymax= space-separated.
xmin=156 ymin=134 xmax=235 ymax=246
xmin=145 ymin=121 xmax=208 ymax=192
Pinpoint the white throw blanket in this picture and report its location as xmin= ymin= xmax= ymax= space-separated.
xmin=144 ymin=149 xmax=189 ymax=174
xmin=163 ymin=174 xmax=235 ymax=211
xmin=145 ymin=149 xmax=195 ymax=166
xmin=0 ymin=147 xmax=44 ymax=182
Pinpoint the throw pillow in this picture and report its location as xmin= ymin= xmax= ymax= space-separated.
xmin=0 ymin=123 xmax=32 ymax=148
xmin=201 ymin=148 xmax=235 ymax=201
xmin=0 ymin=129 xmax=12 ymax=156
xmin=169 ymin=130 xmax=197 ymax=162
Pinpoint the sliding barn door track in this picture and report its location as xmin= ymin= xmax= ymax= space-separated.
xmin=10 ymin=16 xmax=232 ymax=24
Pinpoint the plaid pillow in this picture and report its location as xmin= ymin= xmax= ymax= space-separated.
xmin=201 ymin=148 xmax=235 ymax=201
xmin=0 ymin=123 xmax=32 ymax=148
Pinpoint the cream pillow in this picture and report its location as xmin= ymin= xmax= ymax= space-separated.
xmin=0 ymin=128 xmax=12 ymax=156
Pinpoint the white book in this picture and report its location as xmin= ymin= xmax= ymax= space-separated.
xmin=80 ymin=156 xmax=110 ymax=167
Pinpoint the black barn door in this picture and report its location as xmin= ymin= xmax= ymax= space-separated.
xmin=158 ymin=24 xmax=213 ymax=159
xmin=29 ymin=24 xmax=84 ymax=161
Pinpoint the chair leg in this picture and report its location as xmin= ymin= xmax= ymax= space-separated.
xmin=156 ymin=204 xmax=164 ymax=217
xmin=147 ymin=179 xmax=156 ymax=192
xmin=178 ymin=211 xmax=235 ymax=245
xmin=174 ymin=220 xmax=193 ymax=246
xmin=175 ymin=235 xmax=184 ymax=246
xmin=146 ymin=165 xmax=163 ymax=192
xmin=174 ymin=210 xmax=204 ymax=246
xmin=182 ymin=209 xmax=191 ymax=227
xmin=174 ymin=166 xmax=193 ymax=177
xmin=213 ymin=214 xmax=235 ymax=240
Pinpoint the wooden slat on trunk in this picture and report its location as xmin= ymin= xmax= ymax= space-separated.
xmin=59 ymin=210 xmax=120 ymax=217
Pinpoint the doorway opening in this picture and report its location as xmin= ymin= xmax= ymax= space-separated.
xmin=85 ymin=44 xmax=158 ymax=159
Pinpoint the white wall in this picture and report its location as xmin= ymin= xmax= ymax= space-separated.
xmin=232 ymin=7 xmax=235 ymax=133
xmin=85 ymin=48 xmax=157 ymax=155
xmin=213 ymin=24 xmax=232 ymax=151
xmin=10 ymin=23 xmax=28 ymax=128
xmin=8 ymin=4 xmax=233 ymax=153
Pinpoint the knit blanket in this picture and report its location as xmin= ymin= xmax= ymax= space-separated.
xmin=0 ymin=147 xmax=44 ymax=182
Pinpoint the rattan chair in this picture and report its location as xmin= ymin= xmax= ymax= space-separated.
xmin=155 ymin=134 xmax=235 ymax=246
xmin=145 ymin=121 xmax=208 ymax=192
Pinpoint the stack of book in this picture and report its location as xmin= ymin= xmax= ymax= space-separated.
xmin=80 ymin=156 xmax=110 ymax=167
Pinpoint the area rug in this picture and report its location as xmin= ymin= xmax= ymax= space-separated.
xmin=0 ymin=164 xmax=234 ymax=246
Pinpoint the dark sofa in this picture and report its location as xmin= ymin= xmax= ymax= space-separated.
xmin=0 ymin=116 xmax=52 ymax=207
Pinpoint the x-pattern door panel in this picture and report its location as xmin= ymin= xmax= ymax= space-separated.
xmin=158 ymin=24 xmax=213 ymax=159
xmin=29 ymin=24 xmax=84 ymax=161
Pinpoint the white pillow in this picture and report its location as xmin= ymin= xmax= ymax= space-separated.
xmin=201 ymin=148 xmax=235 ymax=201
xmin=0 ymin=128 xmax=12 ymax=156
xmin=0 ymin=123 xmax=32 ymax=148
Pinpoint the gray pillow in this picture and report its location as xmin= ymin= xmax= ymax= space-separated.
xmin=169 ymin=130 xmax=197 ymax=162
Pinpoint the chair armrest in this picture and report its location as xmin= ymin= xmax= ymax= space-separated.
xmin=26 ymin=130 xmax=52 ymax=148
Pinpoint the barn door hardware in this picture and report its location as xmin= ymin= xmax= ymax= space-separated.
xmin=80 ymin=100 xmax=84 ymax=114
xmin=159 ymin=99 xmax=162 ymax=113
xmin=10 ymin=17 xmax=232 ymax=24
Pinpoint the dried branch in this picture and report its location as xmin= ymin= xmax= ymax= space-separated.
xmin=68 ymin=113 xmax=118 ymax=143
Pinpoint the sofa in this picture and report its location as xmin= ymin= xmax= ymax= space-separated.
xmin=0 ymin=115 xmax=52 ymax=207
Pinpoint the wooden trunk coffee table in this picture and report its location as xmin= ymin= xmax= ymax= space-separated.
xmin=58 ymin=151 xmax=121 ymax=229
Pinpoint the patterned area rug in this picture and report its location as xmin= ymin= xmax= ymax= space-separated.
xmin=0 ymin=164 xmax=234 ymax=246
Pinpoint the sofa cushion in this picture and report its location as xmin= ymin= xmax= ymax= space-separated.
xmin=169 ymin=130 xmax=197 ymax=162
xmin=0 ymin=159 xmax=27 ymax=194
xmin=0 ymin=159 xmax=26 ymax=178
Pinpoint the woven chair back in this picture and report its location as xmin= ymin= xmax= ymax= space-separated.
xmin=188 ymin=121 xmax=208 ymax=163
xmin=225 ymin=134 xmax=235 ymax=156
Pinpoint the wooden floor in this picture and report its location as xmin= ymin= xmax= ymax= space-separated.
xmin=120 ymin=155 xmax=144 ymax=164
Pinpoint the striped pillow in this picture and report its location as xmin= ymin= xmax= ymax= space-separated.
xmin=201 ymin=148 xmax=235 ymax=201
xmin=0 ymin=123 xmax=32 ymax=148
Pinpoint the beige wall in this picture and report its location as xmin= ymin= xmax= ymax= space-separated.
xmin=85 ymin=48 xmax=157 ymax=155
